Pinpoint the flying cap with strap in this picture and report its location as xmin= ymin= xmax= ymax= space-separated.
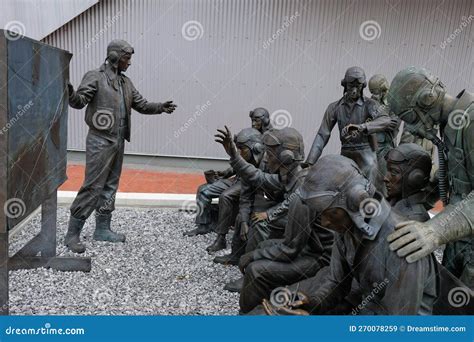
xmin=234 ymin=127 xmax=264 ymax=154
xmin=106 ymin=39 xmax=135 ymax=67
xmin=341 ymin=66 xmax=367 ymax=88
xmin=299 ymin=154 xmax=389 ymax=239
xmin=388 ymin=66 xmax=446 ymax=127
xmin=368 ymin=74 xmax=389 ymax=95
xmin=385 ymin=143 xmax=431 ymax=197
xmin=262 ymin=127 xmax=305 ymax=162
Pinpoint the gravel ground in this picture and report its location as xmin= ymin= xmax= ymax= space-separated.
xmin=9 ymin=207 xmax=241 ymax=315
xmin=8 ymin=206 xmax=445 ymax=315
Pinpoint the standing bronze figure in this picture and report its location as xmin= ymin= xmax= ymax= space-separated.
xmin=65 ymin=39 xmax=176 ymax=253
xmin=387 ymin=67 xmax=474 ymax=289
xmin=305 ymin=67 xmax=395 ymax=190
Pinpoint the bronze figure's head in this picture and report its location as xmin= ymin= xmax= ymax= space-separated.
xmin=106 ymin=39 xmax=135 ymax=72
xmin=249 ymin=107 xmax=271 ymax=133
xmin=262 ymin=127 xmax=304 ymax=173
xmin=369 ymin=74 xmax=390 ymax=104
xmin=384 ymin=143 xmax=432 ymax=201
xmin=234 ymin=128 xmax=264 ymax=165
xmin=341 ymin=66 xmax=367 ymax=101
xmin=388 ymin=66 xmax=446 ymax=140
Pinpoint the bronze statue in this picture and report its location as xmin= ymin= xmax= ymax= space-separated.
xmin=184 ymin=108 xmax=272 ymax=237
xmin=368 ymin=74 xmax=400 ymax=194
xmin=215 ymin=126 xmax=305 ymax=293
xmin=259 ymin=155 xmax=439 ymax=315
xmin=252 ymin=143 xmax=435 ymax=315
xmin=206 ymin=128 xmax=265 ymax=252
xmin=250 ymin=107 xmax=273 ymax=132
xmin=65 ymin=39 xmax=176 ymax=253
xmin=183 ymin=173 xmax=237 ymax=237
xmin=238 ymin=188 xmax=334 ymax=313
xmin=384 ymin=143 xmax=433 ymax=222
xmin=305 ymin=67 xmax=395 ymax=191
xmin=399 ymin=129 xmax=439 ymax=208
xmin=213 ymin=141 xmax=283 ymax=267
xmin=400 ymin=124 xmax=437 ymax=169
xmin=387 ymin=67 xmax=474 ymax=289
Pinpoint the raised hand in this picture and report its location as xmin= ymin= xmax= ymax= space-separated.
xmin=214 ymin=126 xmax=239 ymax=159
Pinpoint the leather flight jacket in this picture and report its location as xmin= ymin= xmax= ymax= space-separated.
xmin=69 ymin=63 xmax=165 ymax=142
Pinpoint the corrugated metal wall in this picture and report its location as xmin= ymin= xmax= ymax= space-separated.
xmin=0 ymin=0 xmax=98 ymax=40
xmin=43 ymin=0 xmax=474 ymax=160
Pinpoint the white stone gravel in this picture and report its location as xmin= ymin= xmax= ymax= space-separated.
xmin=7 ymin=206 xmax=446 ymax=316
xmin=8 ymin=207 xmax=241 ymax=315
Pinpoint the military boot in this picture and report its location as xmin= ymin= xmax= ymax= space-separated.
xmin=224 ymin=276 xmax=244 ymax=293
xmin=93 ymin=213 xmax=126 ymax=242
xmin=213 ymin=231 xmax=245 ymax=265
xmin=65 ymin=216 xmax=86 ymax=253
xmin=213 ymin=253 xmax=240 ymax=266
xmin=206 ymin=234 xmax=226 ymax=253
xmin=183 ymin=224 xmax=212 ymax=237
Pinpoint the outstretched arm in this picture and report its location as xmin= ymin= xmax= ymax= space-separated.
xmin=130 ymin=82 xmax=176 ymax=114
xmin=388 ymin=194 xmax=474 ymax=262
xmin=306 ymin=105 xmax=337 ymax=165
